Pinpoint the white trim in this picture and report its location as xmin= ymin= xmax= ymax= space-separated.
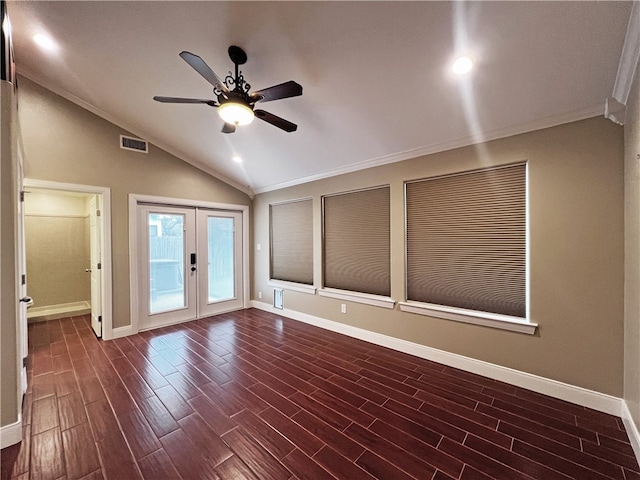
xmin=110 ymin=325 xmax=134 ymax=340
xmin=253 ymin=106 xmax=603 ymax=194
xmin=25 ymin=213 xmax=88 ymax=219
xmin=0 ymin=416 xmax=22 ymax=449
xmin=318 ymin=288 xmax=395 ymax=309
xmin=398 ymin=301 xmax=537 ymax=335
xmin=128 ymin=195 xmax=140 ymax=335
xmin=128 ymin=193 xmax=250 ymax=335
xmin=268 ymin=280 xmax=316 ymax=295
xmin=18 ymin=72 xmax=252 ymax=197
xmin=612 ymin=2 xmax=640 ymax=106
xmin=27 ymin=301 xmax=91 ymax=321
xmin=23 ymin=179 xmax=113 ymax=340
xmin=251 ymin=301 xmax=621 ymax=416
xmin=622 ymin=401 xmax=640 ymax=466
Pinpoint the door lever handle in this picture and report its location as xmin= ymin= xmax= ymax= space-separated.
xmin=20 ymin=296 xmax=33 ymax=304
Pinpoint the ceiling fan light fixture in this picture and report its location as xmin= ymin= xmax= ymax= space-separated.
xmin=218 ymin=102 xmax=255 ymax=125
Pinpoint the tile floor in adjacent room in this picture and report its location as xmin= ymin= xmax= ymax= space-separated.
xmin=1 ymin=308 xmax=639 ymax=479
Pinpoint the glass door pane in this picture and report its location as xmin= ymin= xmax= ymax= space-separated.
xmin=149 ymin=212 xmax=185 ymax=314
xmin=198 ymin=209 xmax=243 ymax=317
xmin=138 ymin=204 xmax=196 ymax=331
xmin=207 ymin=216 xmax=235 ymax=302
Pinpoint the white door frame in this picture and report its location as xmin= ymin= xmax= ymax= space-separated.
xmin=23 ymin=179 xmax=114 ymax=339
xmin=89 ymin=195 xmax=102 ymax=337
xmin=128 ymin=193 xmax=250 ymax=334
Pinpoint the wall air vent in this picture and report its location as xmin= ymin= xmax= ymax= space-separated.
xmin=120 ymin=135 xmax=148 ymax=153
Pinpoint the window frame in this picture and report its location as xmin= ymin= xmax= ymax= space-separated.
xmin=320 ymin=185 xmax=394 ymax=308
xmin=269 ymin=197 xmax=315 ymax=293
xmin=401 ymin=162 xmax=536 ymax=334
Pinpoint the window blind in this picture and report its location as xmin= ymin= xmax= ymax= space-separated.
xmin=270 ymin=199 xmax=313 ymax=285
xmin=323 ymin=186 xmax=390 ymax=296
xmin=405 ymin=163 xmax=526 ymax=318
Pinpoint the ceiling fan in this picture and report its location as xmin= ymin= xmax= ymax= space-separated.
xmin=154 ymin=46 xmax=302 ymax=134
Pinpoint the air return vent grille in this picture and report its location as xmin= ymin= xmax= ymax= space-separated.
xmin=120 ymin=135 xmax=148 ymax=153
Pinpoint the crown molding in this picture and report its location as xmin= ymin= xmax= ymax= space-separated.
xmin=612 ymin=2 xmax=640 ymax=106
xmin=606 ymin=3 xmax=640 ymax=125
xmin=253 ymin=104 xmax=603 ymax=194
xmin=17 ymin=70 xmax=254 ymax=197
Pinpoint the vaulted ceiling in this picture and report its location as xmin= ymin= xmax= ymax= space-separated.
xmin=7 ymin=1 xmax=632 ymax=195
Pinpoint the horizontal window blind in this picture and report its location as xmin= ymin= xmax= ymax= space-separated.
xmin=323 ymin=186 xmax=390 ymax=296
xmin=405 ymin=163 xmax=526 ymax=317
xmin=270 ymin=199 xmax=313 ymax=285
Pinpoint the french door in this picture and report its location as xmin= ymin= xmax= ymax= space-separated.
xmin=137 ymin=204 xmax=243 ymax=331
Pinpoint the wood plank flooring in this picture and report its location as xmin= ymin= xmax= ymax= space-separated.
xmin=2 ymin=308 xmax=638 ymax=479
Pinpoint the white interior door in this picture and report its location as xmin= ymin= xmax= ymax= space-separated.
xmin=17 ymin=156 xmax=28 ymax=395
xmin=138 ymin=204 xmax=197 ymax=331
xmin=197 ymin=209 xmax=243 ymax=317
xmin=89 ymin=195 xmax=102 ymax=337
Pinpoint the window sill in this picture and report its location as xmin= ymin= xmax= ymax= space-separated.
xmin=318 ymin=288 xmax=395 ymax=309
xmin=398 ymin=301 xmax=537 ymax=335
xmin=268 ymin=280 xmax=317 ymax=295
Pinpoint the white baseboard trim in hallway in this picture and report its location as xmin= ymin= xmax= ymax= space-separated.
xmin=251 ymin=301 xmax=622 ymax=417
xmin=27 ymin=301 xmax=91 ymax=322
xmin=0 ymin=416 xmax=22 ymax=449
xmin=622 ymin=402 xmax=640 ymax=464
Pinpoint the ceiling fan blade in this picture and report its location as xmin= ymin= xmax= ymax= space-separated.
xmin=153 ymin=96 xmax=217 ymax=106
xmin=254 ymin=110 xmax=298 ymax=132
xmin=221 ymin=123 xmax=236 ymax=134
xmin=251 ymin=81 xmax=303 ymax=103
xmin=179 ymin=51 xmax=229 ymax=94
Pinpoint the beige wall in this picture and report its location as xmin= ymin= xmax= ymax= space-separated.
xmin=253 ymin=116 xmax=625 ymax=396
xmin=18 ymin=76 xmax=251 ymax=328
xmin=25 ymin=215 xmax=90 ymax=308
xmin=1 ymin=81 xmax=19 ymax=428
xmin=25 ymin=192 xmax=91 ymax=309
xmin=624 ymin=70 xmax=640 ymax=429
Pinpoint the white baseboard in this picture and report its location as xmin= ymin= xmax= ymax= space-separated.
xmin=0 ymin=416 xmax=22 ymax=449
xmin=251 ymin=300 xmax=623 ymax=417
xmin=622 ymin=401 xmax=640 ymax=463
xmin=27 ymin=301 xmax=91 ymax=322
xmin=110 ymin=325 xmax=134 ymax=340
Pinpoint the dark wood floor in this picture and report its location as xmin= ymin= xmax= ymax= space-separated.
xmin=1 ymin=309 xmax=638 ymax=480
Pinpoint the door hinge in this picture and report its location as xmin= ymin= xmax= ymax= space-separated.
xmin=19 ymin=191 xmax=25 ymax=202
xmin=22 ymin=357 xmax=27 ymax=368
xmin=21 ymin=274 xmax=26 ymax=285
xmin=98 ymin=316 xmax=102 ymax=323
xmin=97 ymin=263 xmax=102 ymax=270
xmin=96 ymin=209 xmax=101 ymax=217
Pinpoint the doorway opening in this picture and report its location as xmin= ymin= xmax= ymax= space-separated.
xmin=22 ymin=179 xmax=112 ymax=339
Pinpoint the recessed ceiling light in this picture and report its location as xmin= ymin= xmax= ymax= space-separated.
xmin=452 ymin=55 xmax=474 ymax=75
xmin=232 ymin=155 xmax=243 ymax=164
xmin=33 ymin=33 xmax=58 ymax=52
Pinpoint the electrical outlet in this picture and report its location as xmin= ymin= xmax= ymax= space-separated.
xmin=341 ymin=304 xmax=347 ymax=314
xmin=258 ymin=291 xmax=262 ymax=299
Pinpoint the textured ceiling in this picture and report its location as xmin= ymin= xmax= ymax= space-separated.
xmin=7 ymin=1 xmax=632 ymax=195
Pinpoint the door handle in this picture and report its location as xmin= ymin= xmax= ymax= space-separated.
xmin=85 ymin=269 xmax=92 ymax=273
xmin=20 ymin=296 xmax=33 ymax=304
xmin=191 ymin=266 xmax=196 ymax=272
